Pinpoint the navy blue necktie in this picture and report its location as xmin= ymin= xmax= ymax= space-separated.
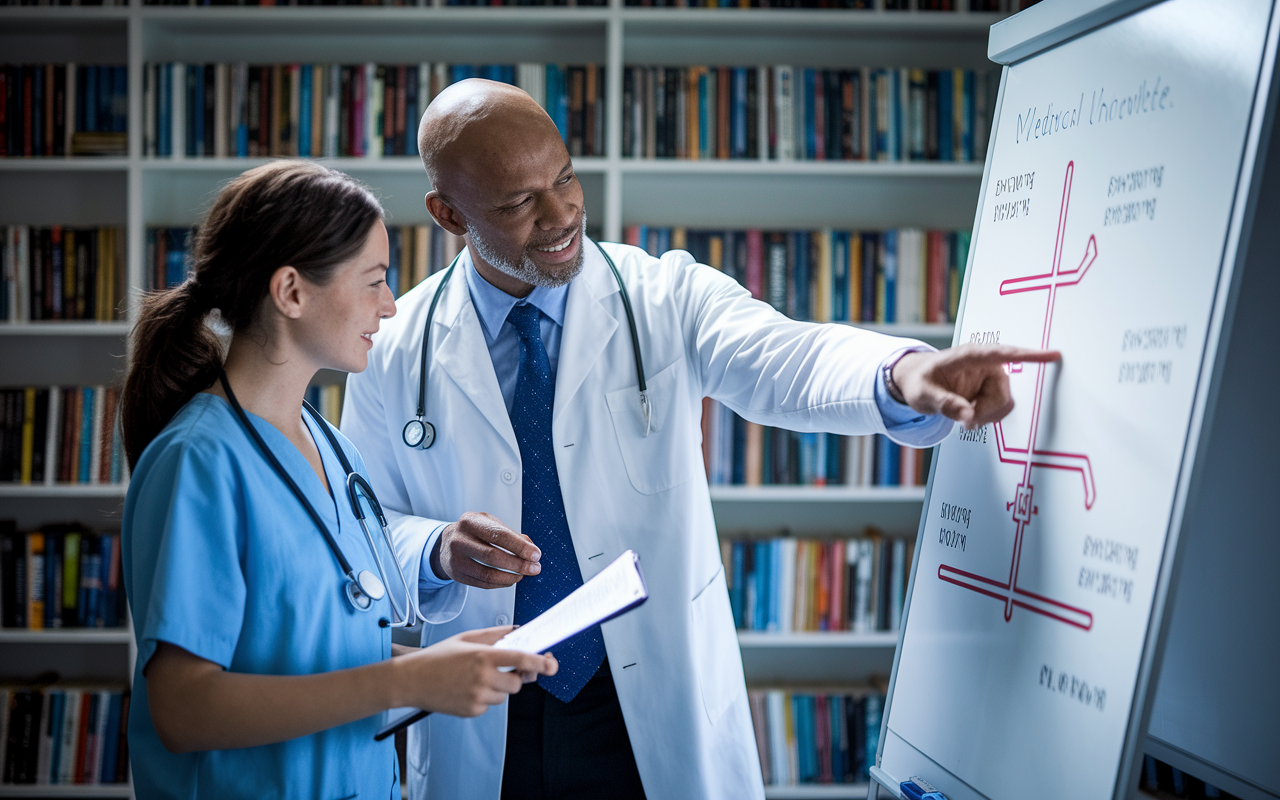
xmin=507 ymin=302 xmax=605 ymax=703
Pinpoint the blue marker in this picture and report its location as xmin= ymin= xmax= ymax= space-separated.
xmin=901 ymin=776 xmax=949 ymax=800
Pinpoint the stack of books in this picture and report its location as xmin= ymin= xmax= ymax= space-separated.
xmin=723 ymin=534 xmax=913 ymax=633
xmin=148 ymin=223 xmax=466 ymax=294
xmin=0 ymin=65 xmax=128 ymax=157
xmin=0 ymin=523 xmax=126 ymax=630
xmin=622 ymin=65 xmax=997 ymax=162
xmin=0 ymin=682 xmax=130 ymax=787
xmin=142 ymin=62 xmax=606 ymax=159
xmin=625 ymin=226 xmax=971 ymax=325
xmin=0 ymin=387 xmax=127 ymax=486
xmin=1 ymin=226 xmax=127 ymax=323
xmin=747 ymin=688 xmax=885 ymax=787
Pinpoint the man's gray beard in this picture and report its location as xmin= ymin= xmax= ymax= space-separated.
xmin=466 ymin=215 xmax=587 ymax=289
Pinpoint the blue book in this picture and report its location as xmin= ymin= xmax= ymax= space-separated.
xmin=165 ymin=228 xmax=188 ymax=287
xmin=298 ymin=67 xmax=312 ymax=158
xmin=100 ymin=66 xmax=113 ymax=133
xmin=84 ymin=66 xmax=98 ymax=133
xmin=832 ymin=230 xmax=849 ymax=321
xmin=158 ymin=65 xmax=170 ymax=157
xmin=185 ymin=65 xmax=198 ymax=157
xmin=656 ymin=227 xmax=671 ymax=257
xmin=237 ymin=67 xmax=249 ymax=157
xmin=78 ymin=387 xmax=94 ymax=484
xmin=860 ymin=232 xmax=878 ymax=322
xmin=882 ymin=228 xmax=898 ymax=323
xmin=804 ymin=68 xmax=816 ymax=159
xmin=753 ymin=540 xmax=769 ymax=631
xmin=101 ymin=535 xmax=116 ymax=627
xmin=554 ymin=67 xmax=570 ymax=145
xmin=963 ymin=69 xmax=975 ymax=161
xmin=730 ymin=542 xmax=745 ymax=628
xmin=892 ymin=69 xmax=903 ymax=160
xmin=386 ymin=227 xmax=401 ymax=298
xmin=732 ymin=68 xmax=747 ymax=159
xmin=832 ymin=692 xmax=846 ymax=781
xmin=768 ymin=539 xmax=782 ymax=630
xmin=799 ymin=695 xmax=817 ymax=782
xmin=938 ymin=69 xmax=954 ymax=162
xmin=100 ymin=693 xmax=122 ymax=783
xmin=826 ymin=433 xmax=842 ymax=483
xmin=875 ymin=435 xmax=890 ymax=486
xmin=48 ymin=692 xmax=64 ymax=782
xmin=800 ymin=433 xmax=818 ymax=485
xmin=865 ymin=694 xmax=883 ymax=780
xmin=698 ymin=71 xmax=711 ymax=157
xmin=792 ymin=231 xmax=810 ymax=321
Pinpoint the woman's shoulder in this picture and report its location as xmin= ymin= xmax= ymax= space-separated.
xmin=134 ymin=393 xmax=242 ymax=477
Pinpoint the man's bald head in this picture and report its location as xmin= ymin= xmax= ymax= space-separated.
xmin=417 ymin=79 xmax=564 ymax=199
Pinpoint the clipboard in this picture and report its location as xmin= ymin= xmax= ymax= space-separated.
xmin=374 ymin=549 xmax=648 ymax=741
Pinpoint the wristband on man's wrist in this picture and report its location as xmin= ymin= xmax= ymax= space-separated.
xmin=883 ymin=350 xmax=915 ymax=405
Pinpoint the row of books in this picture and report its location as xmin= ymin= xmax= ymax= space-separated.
xmin=0 ymin=523 xmax=126 ymax=630
xmin=702 ymin=407 xmax=931 ymax=487
xmin=621 ymin=65 xmax=996 ymax=162
xmin=142 ymin=61 xmax=606 ymax=159
xmin=0 ymin=684 xmax=129 ymax=786
xmin=0 ymin=387 xmax=127 ymax=486
xmin=627 ymin=226 xmax=970 ymax=325
xmin=147 ymin=223 xmax=466 ymax=293
xmin=723 ymin=534 xmax=912 ymax=633
xmin=0 ymin=65 xmax=128 ymax=157
xmin=747 ymin=688 xmax=884 ymax=786
xmin=1 ymin=226 xmax=127 ymax=323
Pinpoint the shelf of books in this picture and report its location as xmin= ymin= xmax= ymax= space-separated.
xmin=1 ymin=2 xmax=1007 ymax=795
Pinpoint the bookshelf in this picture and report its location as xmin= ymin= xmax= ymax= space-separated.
xmin=2 ymin=3 xmax=1006 ymax=797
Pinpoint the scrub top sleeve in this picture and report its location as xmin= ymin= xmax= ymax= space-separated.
xmin=137 ymin=441 xmax=247 ymax=673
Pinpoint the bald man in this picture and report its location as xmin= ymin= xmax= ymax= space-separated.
xmin=341 ymin=80 xmax=1057 ymax=800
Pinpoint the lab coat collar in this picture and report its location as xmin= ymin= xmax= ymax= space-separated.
xmin=428 ymin=256 xmax=520 ymax=459
xmin=553 ymin=238 xmax=621 ymax=422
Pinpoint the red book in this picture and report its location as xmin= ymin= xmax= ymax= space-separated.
xmin=74 ymin=691 xmax=93 ymax=783
xmin=814 ymin=71 xmax=826 ymax=161
xmin=830 ymin=540 xmax=845 ymax=630
xmin=745 ymin=229 xmax=764 ymax=300
xmin=815 ymin=695 xmax=833 ymax=783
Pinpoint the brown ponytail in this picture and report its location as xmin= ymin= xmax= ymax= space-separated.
xmin=123 ymin=161 xmax=384 ymax=468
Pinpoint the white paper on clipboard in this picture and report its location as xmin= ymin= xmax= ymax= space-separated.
xmin=496 ymin=550 xmax=647 ymax=658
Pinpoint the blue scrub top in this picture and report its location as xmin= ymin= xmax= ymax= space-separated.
xmin=122 ymin=392 xmax=397 ymax=799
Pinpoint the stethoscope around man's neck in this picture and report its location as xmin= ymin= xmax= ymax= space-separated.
xmin=401 ymin=237 xmax=651 ymax=450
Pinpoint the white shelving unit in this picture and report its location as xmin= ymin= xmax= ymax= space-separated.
xmin=1 ymin=4 xmax=1001 ymax=797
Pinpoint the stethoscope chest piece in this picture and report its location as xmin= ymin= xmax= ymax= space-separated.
xmin=402 ymin=418 xmax=436 ymax=449
xmin=346 ymin=569 xmax=387 ymax=611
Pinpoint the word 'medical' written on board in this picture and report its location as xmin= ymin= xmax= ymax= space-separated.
xmin=1015 ymin=78 xmax=1175 ymax=144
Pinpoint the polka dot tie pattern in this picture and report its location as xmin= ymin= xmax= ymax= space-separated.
xmin=507 ymin=302 xmax=605 ymax=703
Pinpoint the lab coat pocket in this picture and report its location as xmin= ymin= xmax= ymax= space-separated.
xmin=605 ymin=358 xmax=695 ymax=495
xmin=690 ymin=565 xmax=741 ymax=726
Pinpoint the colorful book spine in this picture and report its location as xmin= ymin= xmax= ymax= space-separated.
xmin=746 ymin=688 xmax=886 ymax=787
xmin=0 ymin=227 xmax=124 ymax=323
xmin=0 ymin=526 xmax=126 ymax=631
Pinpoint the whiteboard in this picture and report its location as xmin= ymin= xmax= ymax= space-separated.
xmin=875 ymin=1 xmax=1276 ymax=799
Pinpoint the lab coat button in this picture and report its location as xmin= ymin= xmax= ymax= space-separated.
xmin=501 ymin=469 xmax=516 ymax=485
xmin=496 ymin=614 xmax=509 ymax=625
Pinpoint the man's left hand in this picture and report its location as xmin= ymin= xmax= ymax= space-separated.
xmin=890 ymin=345 xmax=1061 ymax=430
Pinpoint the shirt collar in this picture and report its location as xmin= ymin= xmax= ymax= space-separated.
xmin=462 ymin=248 xmax=570 ymax=343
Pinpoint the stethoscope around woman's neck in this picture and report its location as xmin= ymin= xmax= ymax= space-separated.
xmin=218 ymin=371 xmax=420 ymax=628
xmin=401 ymin=237 xmax=651 ymax=450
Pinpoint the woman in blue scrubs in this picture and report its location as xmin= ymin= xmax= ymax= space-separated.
xmin=120 ymin=161 xmax=555 ymax=799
